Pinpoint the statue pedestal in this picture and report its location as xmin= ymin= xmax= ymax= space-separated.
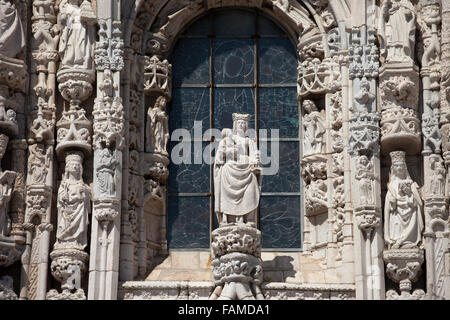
xmin=47 ymin=246 xmax=89 ymax=300
xmin=383 ymin=248 xmax=425 ymax=300
xmin=209 ymin=225 xmax=264 ymax=300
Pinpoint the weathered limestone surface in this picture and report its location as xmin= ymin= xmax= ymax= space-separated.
xmin=0 ymin=0 xmax=448 ymax=300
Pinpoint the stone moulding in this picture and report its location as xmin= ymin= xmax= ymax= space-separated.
xmin=119 ymin=281 xmax=356 ymax=300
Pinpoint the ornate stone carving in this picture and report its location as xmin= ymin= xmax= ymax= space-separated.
xmin=143 ymin=56 xmax=172 ymax=98
xmin=58 ymin=0 xmax=95 ymax=70
xmin=302 ymin=100 xmax=325 ymax=157
xmin=145 ymin=96 xmax=169 ymax=155
xmin=355 ymin=155 xmax=375 ymax=206
xmin=380 ymin=106 xmax=421 ymax=155
xmin=0 ymin=275 xmax=17 ymax=300
xmin=379 ymin=0 xmax=417 ymax=64
xmin=304 ymin=179 xmax=327 ymax=216
xmin=332 ymin=177 xmax=344 ymax=208
xmin=210 ymin=113 xmax=263 ymax=300
xmin=0 ymin=0 xmax=25 ymax=58
xmin=210 ymin=253 xmax=263 ymax=300
xmin=214 ymin=114 xmax=262 ymax=226
xmin=211 ymin=225 xmax=261 ymax=257
xmin=96 ymin=148 xmax=119 ymax=198
xmin=49 ymin=151 xmax=90 ymax=299
xmin=55 ymin=152 xmax=90 ymax=249
xmin=384 ymin=151 xmax=423 ymax=249
xmin=0 ymin=170 xmax=17 ymax=237
xmin=383 ymin=248 xmax=425 ymax=300
xmin=380 ymin=74 xmax=419 ymax=111
xmin=349 ymin=28 xmax=379 ymax=81
xmin=95 ymin=20 xmax=124 ymax=71
xmin=349 ymin=112 xmax=380 ymax=156
xmin=301 ymin=154 xmax=327 ymax=184
xmin=422 ymin=111 xmax=441 ymax=154
xmin=93 ymin=70 xmax=125 ymax=150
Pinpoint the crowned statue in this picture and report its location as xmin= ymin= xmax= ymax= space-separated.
xmin=214 ymin=113 xmax=262 ymax=226
xmin=384 ymin=151 xmax=423 ymax=249
xmin=56 ymin=152 xmax=90 ymax=249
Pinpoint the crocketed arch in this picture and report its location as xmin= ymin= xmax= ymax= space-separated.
xmin=124 ymin=0 xmax=347 ymax=56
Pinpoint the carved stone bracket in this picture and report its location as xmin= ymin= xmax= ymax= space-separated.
xmin=304 ymin=179 xmax=327 ymax=216
xmin=210 ymin=225 xmax=264 ymax=300
xmin=301 ymin=154 xmax=327 ymax=184
xmin=383 ymin=249 xmax=425 ymax=300
xmin=47 ymin=247 xmax=89 ymax=300
xmin=211 ymin=225 xmax=261 ymax=257
xmin=380 ymin=107 xmax=421 ymax=155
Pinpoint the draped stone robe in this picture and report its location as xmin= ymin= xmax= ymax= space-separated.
xmin=384 ymin=178 xmax=424 ymax=249
xmin=214 ymin=132 xmax=261 ymax=217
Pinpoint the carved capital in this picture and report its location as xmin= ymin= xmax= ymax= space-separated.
xmin=383 ymin=248 xmax=425 ymax=299
xmin=57 ymin=69 xmax=95 ymax=106
xmin=211 ymin=225 xmax=261 ymax=257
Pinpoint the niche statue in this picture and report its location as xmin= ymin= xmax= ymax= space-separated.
xmin=56 ymin=152 xmax=90 ymax=249
xmin=214 ymin=113 xmax=262 ymax=226
xmin=384 ymin=151 xmax=423 ymax=249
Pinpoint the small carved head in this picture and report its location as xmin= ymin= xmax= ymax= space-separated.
xmin=155 ymin=95 xmax=167 ymax=110
xmin=303 ymin=100 xmax=317 ymax=113
xmin=390 ymin=151 xmax=408 ymax=179
xmin=64 ymin=151 xmax=83 ymax=180
xmin=232 ymin=113 xmax=250 ymax=134
xmin=358 ymin=155 xmax=369 ymax=167
xmin=399 ymin=181 xmax=412 ymax=196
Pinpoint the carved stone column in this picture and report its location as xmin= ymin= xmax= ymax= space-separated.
xmin=24 ymin=0 xmax=59 ymax=298
xmin=416 ymin=0 xmax=449 ymax=300
xmin=0 ymin=0 xmax=31 ymax=300
xmin=123 ymin=33 xmax=172 ymax=280
xmin=438 ymin=0 xmax=450 ymax=300
xmin=47 ymin=151 xmax=90 ymax=300
xmin=0 ymin=51 xmax=26 ymax=279
xmin=209 ymin=226 xmax=264 ymax=300
xmin=348 ymin=20 xmax=384 ymax=299
xmin=47 ymin=0 xmax=95 ymax=300
xmin=378 ymin=0 xmax=425 ymax=300
xmin=88 ymin=0 xmax=124 ymax=300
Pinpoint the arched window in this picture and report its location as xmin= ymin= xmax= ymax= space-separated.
xmin=167 ymin=9 xmax=301 ymax=250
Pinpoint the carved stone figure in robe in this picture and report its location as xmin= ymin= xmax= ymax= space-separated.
xmin=302 ymin=100 xmax=325 ymax=156
xmin=0 ymin=171 xmax=16 ymax=237
xmin=355 ymin=155 xmax=375 ymax=205
xmin=384 ymin=151 xmax=423 ymax=249
xmin=58 ymin=0 xmax=95 ymax=69
xmin=96 ymin=147 xmax=117 ymax=197
xmin=56 ymin=152 xmax=90 ymax=249
xmin=428 ymin=156 xmax=445 ymax=197
xmin=214 ymin=113 xmax=262 ymax=226
xmin=146 ymin=96 xmax=169 ymax=156
xmin=27 ymin=144 xmax=49 ymax=184
xmin=379 ymin=0 xmax=416 ymax=63
xmin=0 ymin=0 xmax=25 ymax=58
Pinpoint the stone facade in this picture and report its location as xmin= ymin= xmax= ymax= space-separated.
xmin=0 ymin=0 xmax=448 ymax=300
